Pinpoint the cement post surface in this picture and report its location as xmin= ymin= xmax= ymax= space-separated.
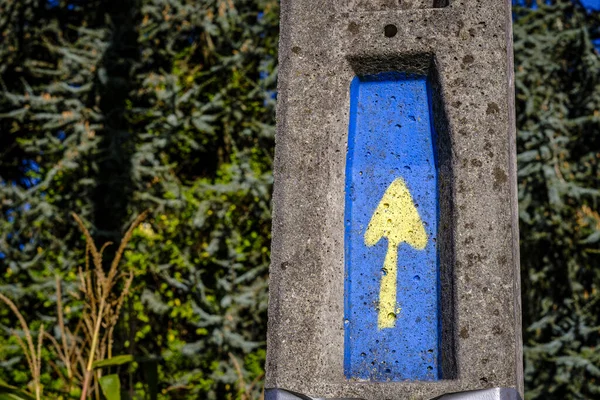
xmin=267 ymin=1 xmax=523 ymax=399
xmin=265 ymin=387 xmax=522 ymax=400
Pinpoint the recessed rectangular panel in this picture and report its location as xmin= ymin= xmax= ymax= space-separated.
xmin=344 ymin=73 xmax=440 ymax=381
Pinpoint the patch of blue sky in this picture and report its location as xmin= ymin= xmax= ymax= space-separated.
xmin=47 ymin=1 xmax=78 ymax=11
xmin=20 ymin=159 xmax=41 ymax=188
xmin=187 ymin=29 xmax=199 ymax=45
xmin=24 ymin=159 xmax=40 ymax=173
xmin=581 ymin=0 xmax=600 ymax=10
xmin=513 ymin=0 xmax=600 ymax=10
xmin=259 ymin=60 xmax=277 ymax=105
xmin=512 ymin=0 xmax=543 ymax=9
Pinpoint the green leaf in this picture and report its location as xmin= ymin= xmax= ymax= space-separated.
xmin=92 ymin=355 xmax=134 ymax=369
xmin=581 ymin=230 xmax=600 ymax=244
xmin=0 ymin=382 xmax=35 ymax=400
xmin=99 ymin=374 xmax=121 ymax=400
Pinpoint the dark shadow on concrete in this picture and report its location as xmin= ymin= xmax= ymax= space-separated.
xmin=429 ymin=55 xmax=457 ymax=381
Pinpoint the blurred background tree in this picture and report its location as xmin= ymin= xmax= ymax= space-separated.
xmin=514 ymin=0 xmax=600 ymax=398
xmin=1 ymin=0 xmax=600 ymax=399
xmin=0 ymin=0 xmax=277 ymax=398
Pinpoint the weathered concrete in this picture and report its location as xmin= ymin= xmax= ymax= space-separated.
xmin=267 ymin=0 xmax=522 ymax=398
xmin=265 ymin=387 xmax=521 ymax=400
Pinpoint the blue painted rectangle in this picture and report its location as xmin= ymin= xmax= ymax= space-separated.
xmin=344 ymin=72 xmax=441 ymax=381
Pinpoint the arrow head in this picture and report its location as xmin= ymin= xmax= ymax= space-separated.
xmin=364 ymin=177 xmax=428 ymax=249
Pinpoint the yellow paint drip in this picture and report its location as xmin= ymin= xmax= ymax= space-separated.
xmin=364 ymin=178 xmax=428 ymax=329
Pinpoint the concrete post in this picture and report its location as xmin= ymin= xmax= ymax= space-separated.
xmin=267 ymin=1 xmax=523 ymax=399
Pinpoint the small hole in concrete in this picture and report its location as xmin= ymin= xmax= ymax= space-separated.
xmin=384 ymin=24 xmax=397 ymax=38
xmin=433 ymin=0 xmax=450 ymax=7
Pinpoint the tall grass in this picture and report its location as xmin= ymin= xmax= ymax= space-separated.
xmin=0 ymin=211 xmax=148 ymax=400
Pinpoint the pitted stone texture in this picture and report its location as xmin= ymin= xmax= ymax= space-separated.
xmin=267 ymin=1 xmax=522 ymax=399
xmin=343 ymin=0 xmax=449 ymax=12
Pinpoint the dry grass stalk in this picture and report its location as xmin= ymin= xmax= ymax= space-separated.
xmin=70 ymin=211 xmax=148 ymax=400
xmin=45 ymin=277 xmax=87 ymax=394
xmin=0 ymin=211 xmax=148 ymax=400
xmin=0 ymin=292 xmax=44 ymax=400
xmin=229 ymin=352 xmax=265 ymax=400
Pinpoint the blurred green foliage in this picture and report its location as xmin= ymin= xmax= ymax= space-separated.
xmin=514 ymin=1 xmax=600 ymax=398
xmin=0 ymin=0 xmax=277 ymax=398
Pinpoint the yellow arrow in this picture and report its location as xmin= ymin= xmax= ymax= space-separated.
xmin=364 ymin=177 xmax=428 ymax=329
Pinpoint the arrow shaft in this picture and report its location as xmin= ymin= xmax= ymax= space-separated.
xmin=378 ymin=240 xmax=398 ymax=329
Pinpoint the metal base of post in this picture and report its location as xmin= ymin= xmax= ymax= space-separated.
xmin=264 ymin=388 xmax=362 ymax=400
xmin=431 ymin=388 xmax=522 ymax=400
xmin=265 ymin=388 xmax=522 ymax=400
